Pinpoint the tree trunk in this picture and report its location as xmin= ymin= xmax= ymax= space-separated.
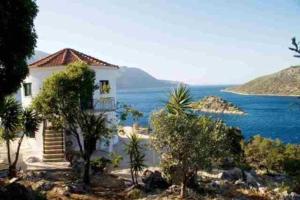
xmin=9 ymin=134 xmax=25 ymax=177
xmin=5 ymin=139 xmax=16 ymax=177
xmin=180 ymin=175 xmax=187 ymax=199
xmin=83 ymin=158 xmax=91 ymax=185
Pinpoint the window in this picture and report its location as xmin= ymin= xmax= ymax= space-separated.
xmin=23 ymin=83 xmax=32 ymax=96
xmin=99 ymin=80 xmax=110 ymax=94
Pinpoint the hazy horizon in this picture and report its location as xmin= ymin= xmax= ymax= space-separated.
xmin=35 ymin=0 xmax=300 ymax=85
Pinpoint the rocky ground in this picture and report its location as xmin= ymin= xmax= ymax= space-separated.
xmin=0 ymin=167 xmax=299 ymax=200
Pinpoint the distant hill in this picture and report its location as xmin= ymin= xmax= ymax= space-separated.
xmin=27 ymin=50 xmax=49 ymax=64
xmin=117 ymin=67 xmax=180 ymax=89
xmin=28 ymin=51 xmax=180 ymax=89
xmin=225 ymin=66 xmax=300 ymax=96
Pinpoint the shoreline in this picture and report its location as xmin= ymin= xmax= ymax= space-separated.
xmin=222 ymin=89 xmax=300 ymax=97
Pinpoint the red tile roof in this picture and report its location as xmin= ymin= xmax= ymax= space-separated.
xmin=29 ymin=48 xmax=119 ymax=68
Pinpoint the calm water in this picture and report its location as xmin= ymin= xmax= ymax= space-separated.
xmin=117 ymin=86 xmax=300 ymax=143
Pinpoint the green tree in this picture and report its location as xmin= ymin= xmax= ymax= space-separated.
xmin=151 ymin=85 xmax=233 ymax=198
xmin=0 ymin=97 xmax=40 ymax=177
xmin=244 ymin=135 xmax=286 ymax=173
xmin=33 ymin=61 xmax=95 ymax=152
xmin=77 ymin=112 xmax=110 ymax=184
xmin=119 ymin=104 xmax=143 ymax=125
xmin=0 ymin=0 xmax=38 ymax=101
xmin=151 ymin=110 xmax=229 ymax=197
xmin=33 ymin=62 xmax=112 ymax=184
xmin=125 ymin=133 xmax=146 ymax=185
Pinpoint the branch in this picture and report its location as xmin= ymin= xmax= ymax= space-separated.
xmin=289 ymin=37 xmax=300 ymax=57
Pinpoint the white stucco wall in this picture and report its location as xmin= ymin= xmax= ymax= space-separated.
xmin=20 ymin=65 xmax=118 ymax=108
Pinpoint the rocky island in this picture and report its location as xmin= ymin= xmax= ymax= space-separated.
xmin=190 ymin=96 xmax=245 ymax=115
xmin=225 ymin=65 xmax=300 ymax=96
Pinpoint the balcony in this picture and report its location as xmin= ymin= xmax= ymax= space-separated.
xmin=92 ymin=97 xmax=116 ymax=112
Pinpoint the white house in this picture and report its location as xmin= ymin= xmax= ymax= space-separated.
xmin=18 ymin=48 xmax=119 ymax=162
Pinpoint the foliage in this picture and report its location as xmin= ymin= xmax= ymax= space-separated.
xmin=0 ymin=97 xmax=40 ymax=177
xmin=125 ymin=133 xmax=146 ymax=185
xmin=151 ymin=110 xmax=234 ymax=197
xmin=91 ymin=157 xmax=112 ymax=173
xmin=100 ymin=83 xmax=111 ymax=94
xmin=0 ymin=0 xmax=38 ymax=100
xmin=33 ymin=62 xmax=112 ymax=184
xmin=244 ymin=135 xmax=300 ymax=174
xmin=110 ymin=152 xmax=123 ymax=168
xmin=118 ymin=103 xmax=143 ymax=124
xmin=150 ymin=85 xmax=244 ymax=197
xmin=166 ymin=84 xmax=193 ymax=115
xmin=0 ymin=97 xmax=22 ymax=140
xmin=77 ymin=111 xmax=111 ymax=184
xmin=32 ymin=61 xmax=96 ymax=129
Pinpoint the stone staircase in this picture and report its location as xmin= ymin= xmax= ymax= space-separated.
xmin=43 ymin=128 xmax=65 ymax=162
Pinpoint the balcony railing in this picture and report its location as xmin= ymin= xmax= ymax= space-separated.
xmin=92 ymin=97 xmax=116 ymax=112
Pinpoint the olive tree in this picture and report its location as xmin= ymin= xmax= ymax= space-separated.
xmin=150 ymin=85 xmax=234 ymax=198
xmin=151 ymin=110 xmax=228 ymax=197
xmin=0 ymin=0 xmax=38 ymax=101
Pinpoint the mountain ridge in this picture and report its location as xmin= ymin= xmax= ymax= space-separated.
xmin=28 ymin=50 xmax=180 ymax=89
xmin=225 ymin=66 xmax=300 ymax=96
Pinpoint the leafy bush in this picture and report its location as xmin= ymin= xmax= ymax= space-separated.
xmin=90 ymin=157 xmax=112 ymax=173
xmin=244 ymin=135 xmax=300 ymax=175
xmin=110 ymin=152 xmax=123 ymax=168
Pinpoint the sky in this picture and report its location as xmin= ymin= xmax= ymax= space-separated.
xmin=35 ymin=0 xmax=300 ymax=85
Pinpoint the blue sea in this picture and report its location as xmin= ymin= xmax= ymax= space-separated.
xmin=117 ymin=86 xmax=300 ymax=144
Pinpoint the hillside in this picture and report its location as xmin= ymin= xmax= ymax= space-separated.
xmin=225 ymin=66 xmax=300 ymax=96
xmin=117 ymin=67 xmax=179 ymax=89
xmin=27 ymin=50 xmax=49 ymax=64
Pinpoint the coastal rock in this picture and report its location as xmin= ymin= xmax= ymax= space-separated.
xmin=191 ymin=96 xmax=245 ymax=115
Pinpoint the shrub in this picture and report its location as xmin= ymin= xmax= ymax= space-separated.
xmin=90 ymin=157 xmax=112 ymax=173
xmin=110 ymin=152 xmax=123 ymax=168
xmin=244 ymin=135 xmax=300 ymax=176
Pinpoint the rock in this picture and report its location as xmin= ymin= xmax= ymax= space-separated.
xmin=234 ymin=179 xmax=248 ymax=189
xmin=166 ymin=185 xmax=180 ymax=194
xmin=52 ymin=187 xmax=70 ymax=196
xmin=282 ymin=191 xmax=300 ymax=200
xmin=26 ymin=156 xmax=40 ymax=163
xmin=141 ymin=170 xmax=169 ymax=191
xmin=244 ymin=171 xmax=260 ymax=188
xmin=219 ymin=167 xmax=243 ymax=181
xmin=68 ymin=183 xmax=86 ymax=194
xmin=208 ymin=180 xmax=222 ymax=193
xmin=32 ymin=180 xmax=54 ymax=191
xmin=258 ymin=186 xmax=268 ymax=194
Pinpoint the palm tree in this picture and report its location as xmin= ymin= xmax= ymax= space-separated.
xmin=0 ymin=97 xmax=40 ymax=177
xmin=166 ymin=84 xmax=193 ymax=115
xmin=125 ymin=133 xmax=146 ymax=185
xmin=77 ymin=111 xmax=110 ymax=185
